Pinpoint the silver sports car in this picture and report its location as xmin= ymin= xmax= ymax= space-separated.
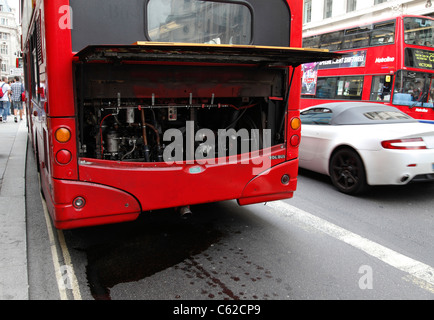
xmin=299 ymin=102 xmax=434 ymax=194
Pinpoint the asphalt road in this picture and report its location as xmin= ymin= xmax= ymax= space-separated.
xmin=26 ymin=146 xmax=434 ymax=301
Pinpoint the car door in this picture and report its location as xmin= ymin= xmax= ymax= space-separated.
xmin=299 ymin=108 xmax=333 ymax=169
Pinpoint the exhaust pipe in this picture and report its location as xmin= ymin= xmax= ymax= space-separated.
xmin=179 ymin=206 xmax=192 ymax=219
xmin=400 ymin=174 xmax=410 ymax=183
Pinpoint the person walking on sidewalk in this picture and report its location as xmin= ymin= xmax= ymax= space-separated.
xmin=0 ymin=76 xmax=12 ymax=123
xmin=11 ymin=76 xmax=25 ymax=122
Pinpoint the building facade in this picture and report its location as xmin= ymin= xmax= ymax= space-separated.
xmin=303 ymin=0 xmax=434 ymax=37
xmin=0 ymin=0 xmax=21 ymax=79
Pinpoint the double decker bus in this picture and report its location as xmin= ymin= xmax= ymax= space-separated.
xmin=301 ymin=15 xmax=434 ymax=124
xmin=21 ymin=0 xmax=336 ymax=229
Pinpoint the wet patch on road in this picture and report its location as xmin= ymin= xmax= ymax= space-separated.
xmin=174 ymin=243 xmax=291 ymax=300
xmin=71 ymin=208 xmax=222 ymax=300
xmin=66 ymin=202 xmax=294 ymax=300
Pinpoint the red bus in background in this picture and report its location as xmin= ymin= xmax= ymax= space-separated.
xmin=301 ymin=15 xmax=434 ymax=124
xmin=21 ymin=0 xmax=335 ymax=229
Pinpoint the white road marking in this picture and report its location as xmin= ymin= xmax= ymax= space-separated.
xmin=267 ymin=201 xmax=434 ymax=291
xmin=56 ymin=229 xmax=82 ymax=300
xmin=40 ymin=192 xmax=82 ymax=300
xmin=40 ymin=192 xmax=68 ymax=300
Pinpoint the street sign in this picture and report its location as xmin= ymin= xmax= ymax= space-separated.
xmin=10 ymin=67 xmax=24 ymax=77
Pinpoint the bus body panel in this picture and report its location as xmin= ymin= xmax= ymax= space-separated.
xmin=45 ymin=179 xmax=141 ymax=229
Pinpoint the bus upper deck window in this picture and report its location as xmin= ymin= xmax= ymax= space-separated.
xmin=147 ymin=0 xmax=252 ymax=45
xmin=404 ymin=17 xmax=434 ymax=48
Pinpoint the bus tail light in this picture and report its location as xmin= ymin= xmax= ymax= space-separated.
xmin=50 ymin=119 xmax=78 ymax=180
xmin=55 ymin=127 xmax=71 ymax=143
xmin=56 ymin=149 xmax=72 ymax=165
xmin=290 ymin=134 xmax=300 ymax=147
xmin=290 ymin=117 xmax=301 ymax=130
xmin=381 ymin=138 xmax=427 ymax=150
xmin=289 ymin=117 xmax=301 ymax=147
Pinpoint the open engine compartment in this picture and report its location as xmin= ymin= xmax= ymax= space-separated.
xmin=74 ymin=62 xmax=288 ymax=163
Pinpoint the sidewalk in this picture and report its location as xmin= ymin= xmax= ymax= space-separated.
xmin=0 ymin=117 xmax=28 ymax=300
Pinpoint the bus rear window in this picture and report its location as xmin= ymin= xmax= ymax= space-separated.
xmin=147 ymin=0 xmax=252 ymax=45
xmin=364 ymin=111 xmax=412 ymax=120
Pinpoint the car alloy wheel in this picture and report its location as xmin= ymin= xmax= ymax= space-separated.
xmin=329 ymin=148 xmax=367 ymax=195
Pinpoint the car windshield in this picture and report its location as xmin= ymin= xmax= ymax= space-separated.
xmin=300 ymin=108 xmax=333 ymax=124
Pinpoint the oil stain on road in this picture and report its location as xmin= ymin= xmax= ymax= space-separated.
xmin=65 ymin=202 xmax=293 ymax=300
xmin=70 ymin=207 xmax=222 ymax=300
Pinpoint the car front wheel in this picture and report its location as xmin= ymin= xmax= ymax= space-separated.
xmin=329 ymin=148 xmax=367 ymax=195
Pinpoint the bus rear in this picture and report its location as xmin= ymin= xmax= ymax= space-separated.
xmin=22 ymin=0 xmax=336 ymax=229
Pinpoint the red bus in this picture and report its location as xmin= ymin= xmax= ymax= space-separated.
xmin=21 ymin=0 xmax=335 ymax=229
xmin=301 ymin=15 xmax=434 ymax=124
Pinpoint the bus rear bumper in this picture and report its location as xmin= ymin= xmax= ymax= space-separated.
xmin=46 ymin=158 xmax=298 ymax=229
xmin=237 ymin=160 xmax=297 ymax=205
xmin=46 ymin=179 xmax=141 ymax=229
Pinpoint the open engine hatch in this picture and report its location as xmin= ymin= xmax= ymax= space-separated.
xmin=74 ymin=42 xmax=339 ymax=66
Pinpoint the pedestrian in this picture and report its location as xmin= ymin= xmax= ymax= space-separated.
xmin=0 ymin=76 xmax=12 ymax=123
xmin=11 ymin=76 xmax=25 ymax=122
xmin=8 ymin=79 xmax=13 ymax=116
